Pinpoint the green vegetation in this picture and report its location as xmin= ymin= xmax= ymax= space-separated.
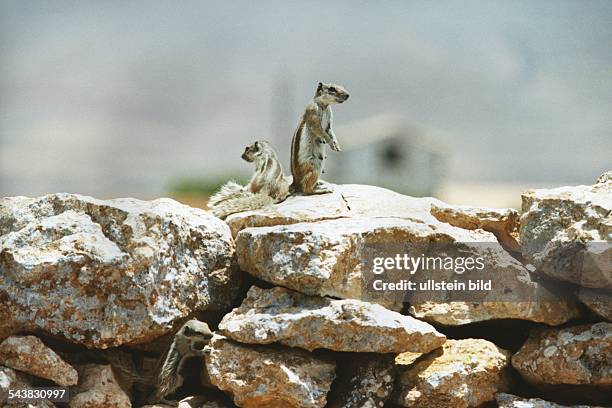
xmin=168 ymin=175 xmax=248 ymax=196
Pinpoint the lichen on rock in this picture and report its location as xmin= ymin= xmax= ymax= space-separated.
xmin=0 ymin=193 xmax=239 ymax=348
xmin=204 ymin=335 xmax=336 ymax=408
xmin=395 ymin=339 xmax=511 ymax=408
xmin=511 ymin=322 xmax=612 ymax=387
xmin=218 ymin=285 xmax=446 ymax=353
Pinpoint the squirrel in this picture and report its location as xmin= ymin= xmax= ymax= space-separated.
xmin=208 ymin=140 xmax=289 ymax=219
xmin=290 ymin=82 xmax=349 ymax=194
xmin=75 ymin=320 xmax=214 ymax=406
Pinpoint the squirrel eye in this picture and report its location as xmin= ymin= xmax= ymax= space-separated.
xmin=329 ymin=87 xmax=336 ymax=93
xmin=183 ymin=326 xmax=194 ymax=336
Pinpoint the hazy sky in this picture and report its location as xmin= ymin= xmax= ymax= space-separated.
xmin=1 ymin=1 xmax=611 ymax=196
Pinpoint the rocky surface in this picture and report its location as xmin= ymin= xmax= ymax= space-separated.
xmin=496 ymin=393 xmax=602 ymax=408
xmin=69 ymin=364 xmax=132 ymax=408
xmin=237 ymin=207 xmax=578 ymax=325
xmin=0 ymin=366 xmax=56 ymax=407
xmin=0 ymin=181 xmax=609 ymax=408
xmin=327 ymin=354 xmax=396 ymax=408
xmin=511 ymin=322 xmax=612 ymax=387
xmin=204 ymin=335 xmax=336 ymax=408
xmin=395 ymin=339 xmax=511 ymax=408
xmin=218 ymin=286 xmax=445 ymax=353
xmin=577 ymin=287 xmax=612 ymax=321
xmin=0 ymin=193 xmax=239 ymax=348
xmin=519 ymin=175 xmax=611 ymax=289
xmin=430 ymin=203 xmax=520 ymax=252
xmin=225 ymin=184 xmax=443 ymax=237
xmin=141 ymin=395 xmax=236 ymax=408
xmin=0 ymin=335 xmax=77 ymax=386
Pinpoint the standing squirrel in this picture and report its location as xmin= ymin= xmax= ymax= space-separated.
xmin=208 ymin=140 xmax=289 ymax=219
xmin=290 ymin=82 xmax=349 ymax=194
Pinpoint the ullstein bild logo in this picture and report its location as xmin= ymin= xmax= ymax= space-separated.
xmin=360 ymin=242 xmax=579 ymax=303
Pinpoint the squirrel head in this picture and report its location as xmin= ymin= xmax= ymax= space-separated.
xmin=241 ymin=140 xmax=273 ymax=163
xmin=315 ymin=82 xmax=349 ymax=105
xmin=174 ymin=319 xmax=213 ymax=357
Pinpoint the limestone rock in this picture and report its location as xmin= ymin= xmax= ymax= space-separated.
xmin=0 ymin=366 xmax=55 ymax=408
xmin=219 ymin=286 xmax=445 ymax=353
xmin=519 ymin=176 xmax=612 ymax=289
xmin=204 ymin=335 xmax=336 ymax=408
xmin=409 ymin=299 xmax=579 ymax=327
xmin=395 ymin=339 xmax=510 ymax=408
xmin=0 ymin=335 xmax=77 ymax=386
xmin=496 ymin=393 xmax=602 ymax=408
xmin=226 ymin=184 xmax=443 ymax=237
xmin=237 ymin=213 xmax=579 ymax=325
xmin=141 ymin=395 xmax=236 ymax=408
xmin=69 ymin=364 xmax=132 ymax=408
xmin=0 ymin=193 xmax=239 ymax=348
xmin=577 ymin=287 xmax=612 ymax=321
xmin=511 ymin=322 xmax=612 ymax=387
xmin=430 ymin=203 xmax=520 ymax=252
xmin=327 ymin=354 xmax=396 ymax=408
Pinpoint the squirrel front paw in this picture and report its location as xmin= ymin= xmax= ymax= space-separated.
xmin=330 ymin=141 xmax=342 ymax=152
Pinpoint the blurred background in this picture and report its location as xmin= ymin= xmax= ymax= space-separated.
xmin=1 ymin=0 xmax=610 ymax=208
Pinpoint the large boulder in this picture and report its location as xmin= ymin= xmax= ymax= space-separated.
xmin=236 ymin=185 xmax=578 ymax=325
xmin=395 ymin=339 xmax=511 ymax=408
xmin=225 ymin=184 xmax=443 ymax=237
xmin=204 ymin=335 xmax=336 ymax=408
xmin=511 ymin=322 xmax=612 ymax=388
xmin=0 ymin=194 xmax=239 ymax=348
xmin=218 ymin=286 xmax=445 ymax=353
xmin=519 ymin=174 xmax=612 ymax=289
xmin=0 ymin=335 xmax=77 ymax=386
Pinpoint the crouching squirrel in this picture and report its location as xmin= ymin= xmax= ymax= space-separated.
xmin=290 ymin=82 xmax=349 ymax=194
xmin=208 ymin=140 xmax=289 ymax=218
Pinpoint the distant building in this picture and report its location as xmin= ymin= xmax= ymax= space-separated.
xmin=325 ymin=114 xmax=446 ymax=196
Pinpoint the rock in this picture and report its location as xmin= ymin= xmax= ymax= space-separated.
xmin=496 ymin=393 xmax=602 ymax=408
xmin=395 ymin=351 xmax=422 ymax=367
xmin=430 ymin=203 xmax=520 ymax=252
xmin=204 ymin=335 xmax=336 ymax=408
xmin=218 ymin=286 xmax=445 ymax=353
xmin=0 ymin=366 xmax=55 ymax=407
xmin=408 ymin=299 xmax=579 ymax=327
xmin=225 ymin=184 xmax=444 ymax=237
xmin=395 ymin=339 xmax=510 ymax=408
xmin=577 ymin=287 xmax=612 ymax=321
xmin=511 ymin=322 xmax=612 ymax=387
xmin=0 ymin=335 xmax=77 ymax=386
xmin=0 ymin=193 xmax=239 ymax=348
xmin=141 ymin=395 xmax=236 ymax=408
xmin=69 ymin=364 xmax=132 ymax=408
xmin=327 ymin=354 xmax=396 ymax=408
xmin=237 ymin=212 xmax=579 ymax=325
xmin=519 ymin=175 xmax=612 ymax=289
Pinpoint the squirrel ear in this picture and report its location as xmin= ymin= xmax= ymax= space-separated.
xmin=316 ymin=82 xmax=323 ymax=94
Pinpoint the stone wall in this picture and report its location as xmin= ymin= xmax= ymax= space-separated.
xmin=0 ymin=172 xmax=610 ymax=407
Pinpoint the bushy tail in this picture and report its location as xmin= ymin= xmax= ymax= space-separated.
xmin=211 ymin=192 xmax=274 ymax=219
xmin=207 ymin=181 xmax=245 ymax=208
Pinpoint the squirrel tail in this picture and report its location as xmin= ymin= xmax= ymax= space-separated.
xmin=208 ymin=180 xmax=245 ymax=209
xmin=211 ymin=192 xmax=274 ymax=219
